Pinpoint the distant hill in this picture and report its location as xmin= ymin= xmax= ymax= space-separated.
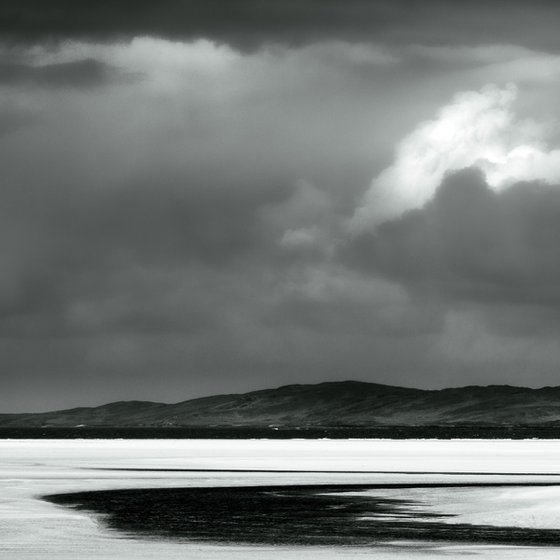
xmin=4 ymin=381 xmax=560 ymax=427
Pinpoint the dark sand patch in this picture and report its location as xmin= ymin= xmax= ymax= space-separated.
xmin=44 ymin=483 xmax=560 ymax=547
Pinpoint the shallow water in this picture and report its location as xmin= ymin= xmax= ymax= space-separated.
xmin=3 ymin=439 xmax=560 ymax=558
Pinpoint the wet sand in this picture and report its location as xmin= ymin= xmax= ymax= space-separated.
xmin=45 ymin=482 xmax=560 ymax=547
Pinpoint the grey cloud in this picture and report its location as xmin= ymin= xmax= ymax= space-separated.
xmin=0 ymin=38 xmax=401 ymax=348
xmin=0 ymin=175 xmax=287 ymax=339
xmin=0 ymin=110 xmax=33 ymax=136
xmin=262 ymin=291 xmax=443 ymax=337
xmin=346 ymin=168 xmax=560 ymax=310
xmin=2 ymin=1 xmax=560 ymax=52
xmin=64 ymin=180 xmax=272 ymax=266
xmin=0 ymin=58 xmax=133 ymax=88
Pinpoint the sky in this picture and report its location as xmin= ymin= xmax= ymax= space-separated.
xmin=2 ymin=1 xmax=560 ymax=411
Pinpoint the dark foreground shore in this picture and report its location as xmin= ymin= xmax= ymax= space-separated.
xmin=45 ymin=482 xmax=560 ymax=547
xmin=5 ymin=426 xmax=560 ymax=439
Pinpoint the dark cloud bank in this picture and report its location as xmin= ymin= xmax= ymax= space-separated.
xmin=2 ymin=0 xmax=560 ymax=51
xmin=348 ymin=168 xmax=560 ymax=312
xmin=4 ymin=161 xmax=560 ymax=410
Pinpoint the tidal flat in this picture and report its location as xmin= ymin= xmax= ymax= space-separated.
xmin=4 ymin=439 xmax=560 ymax=559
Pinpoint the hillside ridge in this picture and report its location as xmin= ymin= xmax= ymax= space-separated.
xmin=2 ymin=380 xmax=560 ymax=427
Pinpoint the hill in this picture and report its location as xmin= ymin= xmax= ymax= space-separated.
xmin=4 ymin=381 xmax=560 ymax=427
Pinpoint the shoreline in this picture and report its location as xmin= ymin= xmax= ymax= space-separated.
xmin=3 ymin=426 xmax=560 ymax=440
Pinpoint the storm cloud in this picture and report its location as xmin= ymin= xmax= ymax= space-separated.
xmin=348 ymin=168 xmax=560 ymax=310
xmin=2 ymin=0 xmax=560 ymax=54
xmin=3 ymin=3 xmax=560 ymax=411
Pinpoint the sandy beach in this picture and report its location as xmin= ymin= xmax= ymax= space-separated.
xmin=3 ymin=439 xmax=560 ymax=558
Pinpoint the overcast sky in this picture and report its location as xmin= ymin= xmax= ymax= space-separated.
xmin=3 ymin=1 xmax=560 ymax=411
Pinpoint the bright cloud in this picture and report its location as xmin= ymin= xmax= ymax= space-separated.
xmin=351 ymin=83 xmax=560 ymax=231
